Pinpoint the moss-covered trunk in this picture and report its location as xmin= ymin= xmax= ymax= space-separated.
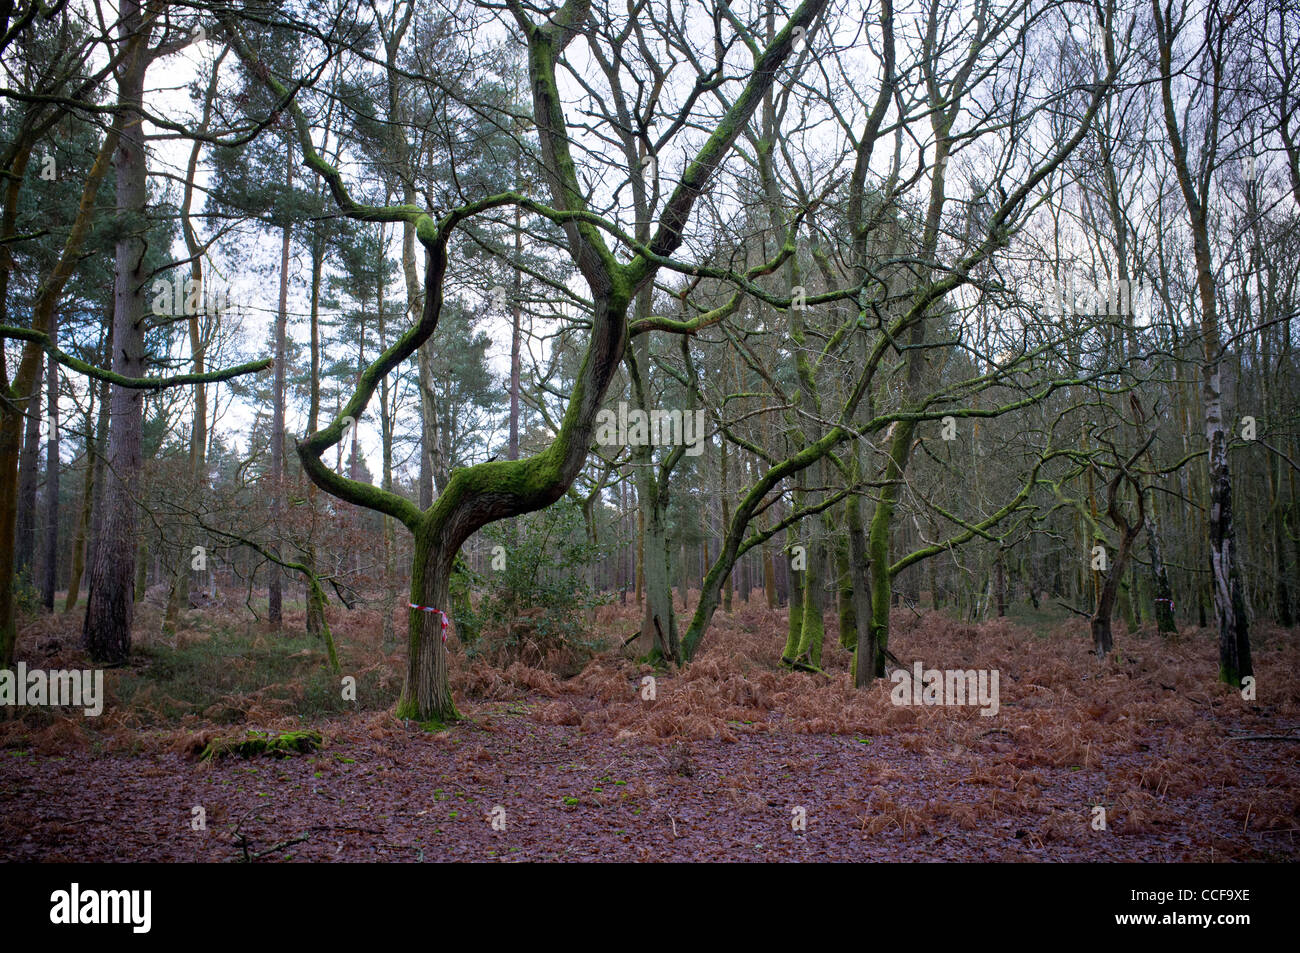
xmin=859 ymin=419 xmax=918 ymax=680
xmin=763 ymin=535 xmax=777 ymax=608
xmin=307 ymin=573 xmax=339 ymax=675
xmin=781 ymin=530 xmax=804 ymax=661
xmin=628 ymin=327 xmax=680 ymax=662
xmin=794 ymin=455 xmax=832 ymax=665
xmin=847 ymin=486 xmax=875 ymax=686
xmin=682 ymin=423 xmax=852 ymax=663
xmin=795 ymin=534 xmax=826 ymax=667
xmin=228 ymin=0 xmax=828 ymax=717
xmin=836 ymin=531 xmax=856 ymax=649
xmin=397 ymin=527 xmax=457 ymax=724
xmin=638 ymin=491 xmax=679 ymax=660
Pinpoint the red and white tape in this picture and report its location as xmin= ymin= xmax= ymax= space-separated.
xmin=408 ymin=603 xmax=450 ymax=643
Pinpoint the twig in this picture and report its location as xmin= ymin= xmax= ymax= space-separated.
xmin=787 ymin=658 xmax=833 ymax=677
xmin=250 ymin=834 xmax=311 ymax=859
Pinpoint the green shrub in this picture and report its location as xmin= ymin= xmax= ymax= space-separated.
xmin=467 ymin=499 xmax=611 ymax=672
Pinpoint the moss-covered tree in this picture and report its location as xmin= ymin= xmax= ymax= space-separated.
xmin=222 ymin=0 xmax=830 ymax=722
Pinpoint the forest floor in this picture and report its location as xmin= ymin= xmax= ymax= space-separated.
xmin=2 ymin=595 xmax=1298 ymax=862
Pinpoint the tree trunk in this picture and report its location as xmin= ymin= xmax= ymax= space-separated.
xmin=1090 ymin=604 xmax=1115 ymax=657
xmin=0 ymin=139 xmax=34 ymax=668
xmin=1091 ymin=457 xmax=1146 ymax=658
xmin=83 ymin=3 xmax=149 ymax=665
xmin=635 ymin=472 xmax=677 ymax=660
xmin=762 ymin=535 xmax=776 ymax=609
xmin=1148 ymin=503 xmax=1177 ymax=633
xmin=720 ymin=436 xmax=732 ymax=613
xmin=268 ymin=158 xmax=291 ymax=629
xmin=397 ymin=528 xmax=457 ymax=724
xmin=69 ymin=374 xmax=110 ymax=613
xmin=836 ymin=532 xmax=856 ymax=649
xmin=994 ymin=548 xmax=1007 ymax=618
xmin=1205 ymin=380 xmax=1252 ymax=683
xmin=677 ymin=535 xmax=689 ymax=609
xmin=847 ymin=481 xmax=875 ymax=687
xmin=635 ymin=503 xmax=644 ymax=604
xmin=41 ymin=337 xmax=59 ymax=610
xmin=16 ymin=360 xmax=42 ymax=582
xmin=860 ymin=420 xmax=918 ymax=680
xmin=1154 ymin=0 xmax=1251 ymax=686
xmin=509 ymin=203 xmax=522 ymax=461
xmin=64 ymin=394 xmax=98 ymax=613
xmin=165 ymin=73 xmax=216 ymax=635
xmin=629 ymin=326 xmax=680 ymax=661
xmin=781 ymin=528 xmax=804 ymax=661
xmin=1265 ymin=452 xmax=1292 ymax=627
xmin=134 ymin=537 xmax=148 ymax=601
xmin=303 ymin=218 xmax=327 ymax=640
xmin=795 ymin=534 xmax=826 ymax=667
xmin=928 ymin=518 xmax=941 ymax=609
xmin=379 ymin=231 xmax=397 ymax=649
xmin=401 ymin=194 xmax=438 ymax=513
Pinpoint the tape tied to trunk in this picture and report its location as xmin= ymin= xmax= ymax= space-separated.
xmin=408 ymin=603 xmax=450 ymax=643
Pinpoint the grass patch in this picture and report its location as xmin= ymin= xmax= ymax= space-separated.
xmin=112 ymin=626 xmax=386 ymax=726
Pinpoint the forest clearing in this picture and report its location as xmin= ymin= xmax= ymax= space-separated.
xmin=2 ymin=596 xmax=1296 ymax=862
